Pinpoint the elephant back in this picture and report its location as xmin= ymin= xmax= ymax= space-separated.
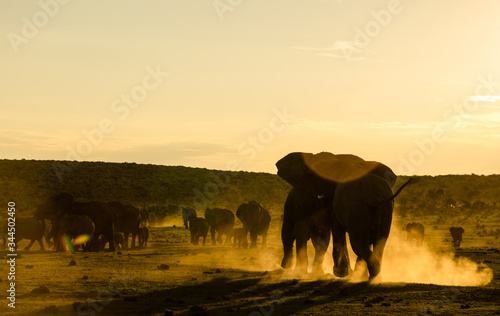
xmin=276 ymin=152 xmax=397 ymax=189
xmin=237 ymin=201 xmax=270 ymax=227
xmin=205 ymin=208 xmax=234 ymax=226
xmin=108 ymin=202 xmax=141 ymax=234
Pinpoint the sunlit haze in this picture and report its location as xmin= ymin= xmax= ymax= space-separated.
xmin=2 ymin=1 xmax=500 ymax=175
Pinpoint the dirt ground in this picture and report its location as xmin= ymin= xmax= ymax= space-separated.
xmin=1 ymin=218 xmax=499 ymax=316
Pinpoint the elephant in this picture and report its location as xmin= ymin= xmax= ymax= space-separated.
xmin=236 ymin=201 xmax=271 ymax=248
xmin=57 ymin=215 xmax=95 ymax=253
xmin=107 ymin=202 xmax=140 ymax=249
xmin=280 ymin=187 xmax=332 ymax=274
xmin=100 ymin=233 xmax=125 ymax=250
xmin=450 ymin=227 xmax=464 ymax=247
xmin=276 ymin=152 xmax=398 ymax=274
xmin=331 ymin=174 xmax=412 ymax=281
xmin=139 ymin=209 xmax=150 ymax=227
xmin=405 ymin=222 xmax=424 ymax=246
xmin=1 ymin=217 xmax=45 ymax=251
xmin=138 ymin=226 xmax=149 ymax=247
xmin=182 ymin=207 xmax=197 ymax=229
xmin=229 ymin=227 xmax=245 ymax=248
xmin=190 ymin=216 xmax=209 ymax=246
xmin=205 ymin=208 xmax=235 ymax=245
xmin=35 ymin=193 xmax=116 ymax=251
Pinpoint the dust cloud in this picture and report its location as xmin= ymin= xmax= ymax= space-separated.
xmin=379 ymin=227 xmax=493 ymax=286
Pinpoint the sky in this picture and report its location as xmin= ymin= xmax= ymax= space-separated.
xmin=2 ymin=0 xmax=500 ymax=175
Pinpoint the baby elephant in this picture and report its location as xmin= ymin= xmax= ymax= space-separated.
xmin=138 ymin=227 xmax=149 ymax=247
xmin=100 ymin=233 xmax=124 ymax=251
xmin=229 ymin=227 xmax=245 ymax=248
xmin=190 ymin=217 xmax=209 ymax=246
xmin=58 ymin=215 xmax=95 ymax=252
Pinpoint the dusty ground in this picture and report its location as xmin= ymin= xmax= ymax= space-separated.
xmin=1 ymin=218 xmax=499 ymax=316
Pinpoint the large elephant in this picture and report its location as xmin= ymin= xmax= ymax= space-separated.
xmin=57 ymin=215 xmax=95 ymax=252
xmin=280 ymin=187 xmax=331 ymax=274
xmin=236 ymin=201 xmax=271 ymax=248
xmin=107 ymin=202 xmax=140 ymax=249
xmin=190 ymin=216 xmax=209 ymax=246
xmin=450 ymin=227 xmax=464 ymax=247
xmin=331 ymin=174 xmax=412 ymax=281
xmin=1 ymin=217 xmax=45 ymax=251
xmin=405 ymin=222 xmax=424 ymax=246
xmin=205 ymin=208 xmax=235 ymax=245
xmin=276 ymin=152 xmax=398 ymax=274
xmin=34 ymin=193 xmax=116 ymax=251
xmin=182 ymin=207 xmax=197 ymax=229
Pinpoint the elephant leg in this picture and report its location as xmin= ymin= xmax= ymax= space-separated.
xmin=350 ymin=237 xmax=379 ymax=280
xmin=38 ymin=238 xmax=45 ymax=251
xmin=261 ymin=231 xmax=268 ymax=248
xmin=123 ymin=233 xmax=129 ymax=249
xmin=24 ymin=239 xmax=35 ymax=251
xmin=210 ymin=226 xmax=216 ymax=245
xmin=249 ymin=231 xmax=258 ymax=248
xmin=295 ymin=237 xmax=308 ymax=274
xmin=281 ymin=215 xmax=295 ymax=269
xmin=202 ymin=234 xmax=207 ymax=246
xmin=131 ymin=233 xmax=137 ymax=248
xmin=332 ymin=220 xmax=350 ymax=278
xmin=353 ymin=256 xmax=369 ymax=281
xmin=311 ymin=233 xmax=330 ymax=275
xmin=105 ymin=230 xmax=116 ymax=252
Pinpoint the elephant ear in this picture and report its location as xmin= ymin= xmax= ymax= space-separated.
xmin=56 ymin=193 xmax=73 ymax=216
xmin=276 ymin=152 xmax=314 ymax=187
xmin=236 ymin=204 xmax=247 ymax=221
xmin=276 ymin=152 xmax=366 ymax=187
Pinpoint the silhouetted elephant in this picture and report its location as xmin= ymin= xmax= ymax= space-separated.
xmin=229 ymin=227 xmax=245 ymax=248
xmin=139 ymin=209 xmax=150 ymax=227
xmin=332 ymin=175 xmax=412 ymax=281
xmin=405 ymin=222 xmax=425 ymax=246
xmin=99 ymin=233 xmax=124 ymax=250
xmin=138 ymin=226 xmax=149 ymax=247
xmin=182 ymin=207 xmax=197 ymax=229
xmin=35 ymin=193 xmax=115 ymax=251
xmin=107 ymin=202 xmax=140 ymax=249
xmin=236 ymin=201 xmax=271 ymax=248
xmin=450 ymin=227 xmax=464 ymax=247
xmin=57 ymin=215 xmax=95 ymax=252
xmin=280 ymin=187 xmax=331 ymax=274
xmin=205 ymin=208 xmax=235 ymax=245
xmin=1 ymin=217 xmax=45 ymax=251
xmin=276 ymin=152 xmax=399 ymax=274
xmin=190 ymin=216 xmax=209 ymax=246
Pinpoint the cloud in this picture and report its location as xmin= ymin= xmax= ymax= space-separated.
xmin=468 ymin=95 xmax=500 ymax=102
xmin=292 ymin=41 xmax=387 ymax=63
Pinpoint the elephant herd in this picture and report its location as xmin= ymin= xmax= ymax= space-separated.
xmin=1 ymin=193 xmax=150 ymax=253
xmin=404 ymin=222 xmax=464 ymax=248
xmin=183 ymin=201 xmax=271 ymax=249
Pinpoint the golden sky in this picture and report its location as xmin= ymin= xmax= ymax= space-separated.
xmin=1 ymin=0 xmax=500 ymax=175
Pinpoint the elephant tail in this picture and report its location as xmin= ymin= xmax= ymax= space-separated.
xmin=379 ymin=177 xmax=414 ymax=204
